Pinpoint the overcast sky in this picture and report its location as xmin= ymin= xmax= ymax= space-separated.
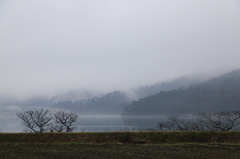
xmin=1 ymin=0 xmax=240 ymax=99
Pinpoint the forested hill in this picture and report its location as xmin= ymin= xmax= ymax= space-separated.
xmin=133 ymin=75 xmax=203 ymax=99
xmin=52 ymin=75 xmax=203 ymax=115
xmin=52 ymin=91 xmax=131 ymax=115
xmin=122 ymin=70 xmax=240 ymax=116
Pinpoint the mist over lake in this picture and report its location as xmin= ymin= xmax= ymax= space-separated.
xmin=1 ymin=70 xmax=240 ymax=132
xmin=0 ymin=109 xmax=162 ymax=132
xmin=1 ymin=1 xmax=240 ymax=133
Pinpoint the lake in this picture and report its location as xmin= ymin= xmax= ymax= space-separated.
xmin=0 ymin=105 xmax=166 ymax=132
xmin=75 ymin=115 xmax=165 ymax=132
xmin=0 ymin=112 xmax=163 ymax=132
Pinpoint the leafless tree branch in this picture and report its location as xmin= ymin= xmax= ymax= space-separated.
xmin=53 ymin=110 xmax=78 ymax=132
xmin=16 ymin=109 xmax=52 ymax=133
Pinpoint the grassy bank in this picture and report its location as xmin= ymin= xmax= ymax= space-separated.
xmin=1 ymin=143 xmax=240 ymax=159
xmin=0 ymin=131 xmax=240 ymax=144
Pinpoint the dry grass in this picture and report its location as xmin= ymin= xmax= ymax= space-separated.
xmin=0 ymin=131 xmax=240 ymax=144
xmin=0 ymin=143 xmax=240 ymax=159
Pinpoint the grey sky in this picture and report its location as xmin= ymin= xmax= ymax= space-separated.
xmin=0 ymin=0 xmax=240 ymax=99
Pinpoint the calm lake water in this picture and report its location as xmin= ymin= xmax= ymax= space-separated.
xmin=76 ymin=115 xmax=165 ymax=132
xmin=0 ymin=113 xmax=164 ymax=132
xmin=0 ymin=105 xmax=165 ymax=132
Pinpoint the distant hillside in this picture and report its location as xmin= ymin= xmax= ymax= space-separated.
xmin=132 ymin=75 xmax=204 ymax=99
xmin=122 ymin=70 xmax=240 ymax=116
xmin=52 ymin=91 xmax=131 ymax=115
xmin=52 ymin=75 xmax=203 ymax=115
xmin=50 ymin=90 xmax=98 ymax=103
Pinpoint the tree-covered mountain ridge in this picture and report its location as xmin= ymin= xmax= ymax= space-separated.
xmin=52 ymin=74 xmax=204 ymax=115
xmin=122 ymin=69 xmax=240 ymax=116
xmin=52 ymin=91 xmax=131 ymax=115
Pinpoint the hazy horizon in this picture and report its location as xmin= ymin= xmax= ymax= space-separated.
xmin=1 ymin=0 xmax=240 ymax=100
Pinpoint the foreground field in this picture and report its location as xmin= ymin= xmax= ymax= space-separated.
xmin=1 ymin=131 xmax=240 ymax=144
xmin=0 ymin=143 xmax=240 ymax=159
xmin=0 ymin=132 xmax=240 ymax=158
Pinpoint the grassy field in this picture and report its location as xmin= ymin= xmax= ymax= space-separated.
xmin=1 ymin=131 xmax=240 ymax=144
xmin=0 ymin=132 xmax=240 ymax=158
xmin=0 ymin=143 xmax=240 ymax=159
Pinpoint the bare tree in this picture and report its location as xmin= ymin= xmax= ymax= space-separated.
xmin=167 ymin=115 xmax=194 ymax=131
xmin=79 ymin=126 xmax=88 ymax=132
xmin=158 ymin=110 xmax=240 ymax=132
xmin=16 ymin=109 xmax=52 ymax=133
xmin=157 ymin=122 xmax=165 ymax=131
xmin=53 ymin=110 xmax=78 ymax=132
xmin=197 ymin=110 xmax=240 ymax=131
xmin=189 ymin=119 xmax=205 ymax=131
xmin=157 ymin=120 xmax=176 ymax=131
xmin=49 ymin=123 xmax=65 ymax=132
xmin=158 ymin=115 xmax=206 ymax=131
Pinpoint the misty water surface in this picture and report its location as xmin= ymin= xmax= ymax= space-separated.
xmin=76 ymin=115 xmax=163 ymax=132
xmin=0 ymin=106 xmax=163 ymax=132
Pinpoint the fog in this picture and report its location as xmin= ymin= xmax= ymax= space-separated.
xmin=0 ymin=104 xmax=162 ymax=132
xmin=0 ymin=0 xmax=240 ymax=100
